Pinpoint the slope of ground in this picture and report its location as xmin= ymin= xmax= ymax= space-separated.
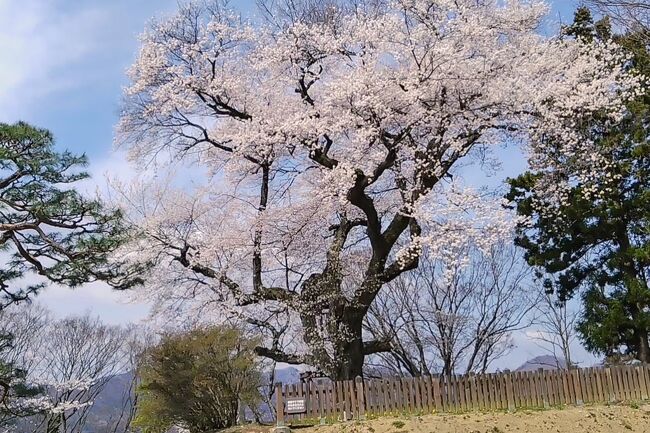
xmin=225 ymin=403 xmax=650 ymax=433
xmin=306 ymin=404 xmax=650 ymax=433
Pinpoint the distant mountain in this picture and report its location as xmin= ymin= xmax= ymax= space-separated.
xmin=516 ymin=355 xmax=567 ymax=372
xmin=273 ymin=366 xmax=301 ymax=385
xmin=83 ymin=371 xmax=136 ymax=433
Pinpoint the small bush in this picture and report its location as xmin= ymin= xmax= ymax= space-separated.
xmin=132 ymin=326 xmax=262 ymax=433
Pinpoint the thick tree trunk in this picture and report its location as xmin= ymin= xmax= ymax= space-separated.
xmin=331 ymin=317 xmax=365 ymax=381
xmin=637 ymin=330 xmax=650 ymax=363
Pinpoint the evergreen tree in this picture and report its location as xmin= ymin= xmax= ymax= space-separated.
xmin=0 ymin=332 xmax=43 ymax=428
xmin=506 ymin=8 xmax=650 ymax=363
xmin=0 ymin=122 xmax=143 ymax=307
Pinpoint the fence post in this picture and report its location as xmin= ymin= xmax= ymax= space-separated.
xmin=504 ymin=370 xmax=515 ymax=411
xmin=275 ymin=382 xmax=285 ymax=427
xmin=537 ymin=368 xmax=549 ymax=409
xmin=356 ymin=377 xmax=366 ymax=420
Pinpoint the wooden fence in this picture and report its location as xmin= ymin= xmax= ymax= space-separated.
xmin=274 ymin=364 xmax=650 ymax=425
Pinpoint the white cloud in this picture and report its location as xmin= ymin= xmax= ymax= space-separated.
xmin=0 ymin=0 xmax=112 ymax=119
xmin=37 ymin=281 xmax=150 ymax=325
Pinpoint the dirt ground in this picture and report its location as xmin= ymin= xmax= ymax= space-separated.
xmin=304 ymin=404 xmax=650 ymax=433
xmin=225 ymin=403 xmax=650 ymax=433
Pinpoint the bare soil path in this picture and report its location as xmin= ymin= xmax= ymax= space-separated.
xmin=225 ymin=403 xmax=650 ymax=433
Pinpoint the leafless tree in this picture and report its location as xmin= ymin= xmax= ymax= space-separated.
xmin=365 ymin=242 xmax=536 ymax=377
xmin=585 ymin=0 xmax=650 ymax=41
xmin=0 ymin=303 xmax=50 ymax=374
xmin=529 ymin=290 xmax=579 ymax=370
xmin=32 ymin=314 xmax=130 ymax=433
xmin=256 ymin=0 xmax=387 ymax=28
xmin=97 ymin=325 xmax=157 ymax=433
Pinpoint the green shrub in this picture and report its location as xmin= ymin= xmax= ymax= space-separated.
xmin=132 ymin=326 xmax=262 ymax=433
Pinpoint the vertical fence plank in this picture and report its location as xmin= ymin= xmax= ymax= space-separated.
xmin=491 ymin=373 xmax=498 ymax=410
xmin=574 ymin=368 xmax=584 ymax=405
xmin=513 ymin=371 xmax=522 ymax=409
xmin=329 ymin=380 xmax=336 ymax=420
xmin=411 ymin=377 xmax=422 ymax=413
xmin=448 ymin=375 xmax=456 ymax=412
xmin=624 ymin=366 xmax=632 ymax=401
xmin=410 ymin=377 xmax=417 ymax=412
xmin=400 ymin=377 xmax=409 ymax=413
xmin=622 ymin=366 xmax=630 ymax=401
xmin=559 ymin=370 xmax=571 ymax=404
xmin=619 ymin=365 xmax=628 ymax=401
xmin=421 ymin=376 xmax=430 ymax=412
xmin=373 ymin=380 xmax=381 ymax=415
xmin=322 ymin=381 xmax=330 ymax=420
xmin=580 ymin=369 xmax=588 ymax=404
xmin=355 ymin=377 xmax=365 ymax=420
xmin=310 ymin=381 xmax=318 ymax=419
xmin=536 ymin=369 xmax=547 ymax=408
xmin=628 ymin=366 xmax=637 ymax=401
xmin=291 ymin=384 xmax=299 ymax=422
xmin=275 ymin=383 xmax=284 ymax=426
xmin=316 ymin=380 xmax=324 ymax=421
xmin=458 ymin=374 xmax=466 ymax=412
xmin=297 ymin=382 xmax=305 ymax=421
xmin=383 ymin=380 xmax=390 ymax=414
xmin=637 ymin=364 xmax=650 ymax=400
xmin=466 ymin=375 xmax=474 ymax=412
xmin=375 ymin=380 xmax=382 ymax=414
xmin=457 ymin=374 xmax=464 ymax=412
xmin=504 ymin=371 xmax=513 ymax=411
xmin=553 ymin=370 xmax=561 ymax=406
xmin=428 ymin=376 xmax=435 ymax=412
xmin=366 ymin=380 xmax=374 ymax=415
xmin=527 ymin=371 xmax=535 ymax=408
xmin=390 ymin=378 xmax=397 ymax=413
xmin=546 ymin=370 xmax=555 ymax=407
xmin=334 ymin=380 xmax=342 ymax=420
xmin=520 ymin=371 xmax=527 ymax=408
xmin=304 ymin=381 xmax=313 ymax=420
xmin=598 ymin=368 xmax=606 ymax=403
xmin=346 ymin=380 xmax=359 ymax=419
xmin=609 ymin=367 xmax=617 ymax=402
xmin=380 ymin=380 xmax=388 ymax=414
xmin=633 ymin=366 xmax=642 ymax=400
xmin=600 ymin=368 xmax=612 ymax=403
xmin=594 ymin=368 xmax=603 ymax=403
xmin=477 ymin=374 xmax=486 ymax=410
xmin=432 ymin=376 xmax=442 ymax=412
xmin=468 ymin=374 xmax=476 ymax=411
xmin=466 ymin=375 xmax=473 ymax=412
xmin=423 ymin=376 xmax=436 ymax=413
xmin=391 ymin=377 xmax=403 ymax=413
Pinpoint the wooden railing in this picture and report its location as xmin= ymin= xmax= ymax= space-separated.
xmin=274 ymin=364 xmax=650 ymax=425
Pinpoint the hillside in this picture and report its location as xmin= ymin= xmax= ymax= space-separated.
xmin=516 ymin=356 xmax=568 ymax=372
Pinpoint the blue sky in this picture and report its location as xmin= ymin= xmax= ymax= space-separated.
xmin=0 ymin=0 xmax=594 ymax=368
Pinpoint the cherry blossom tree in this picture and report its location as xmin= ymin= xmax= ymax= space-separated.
xmin=117 ymin=0 xmax=639 ymax=380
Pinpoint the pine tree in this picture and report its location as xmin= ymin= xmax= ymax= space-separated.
xmin=507 ymin=8 xmax=650 ymax=363
xmin=0 ymin=122 xmax=143 ymax=307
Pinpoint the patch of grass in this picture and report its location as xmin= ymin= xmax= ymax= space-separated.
xmin=490 ymin=427 xmax=504 ymax=433
xmin=391 ymin=420 xmax=405 ymax=429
